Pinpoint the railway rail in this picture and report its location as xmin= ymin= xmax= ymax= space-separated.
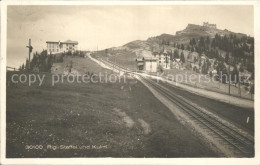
xmin=140 ymin=76 xmax=254 ymax=156
xmin=95 ymin=56 xmax=254 ymax=157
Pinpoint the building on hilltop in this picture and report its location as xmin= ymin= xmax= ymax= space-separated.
xmin=46 ymin=40 xmax=78 ymax=54
xmin=203 ymin=22 xmax=217 ymax=29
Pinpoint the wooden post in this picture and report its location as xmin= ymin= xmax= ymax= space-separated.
xmin=228 ymin=62 xmax=230 ymax=95
xmin=250 ymin=82 xmax=254 ymax=100
xmin=218 ymin=68 xmax=220 ymax=89
xmin=26 ymin=39 xmax=33 ymax=70
xmin=238 ymin=72 xmax=241 ymax=97
xmin=28 ymin=39 xmax=31 ymax=69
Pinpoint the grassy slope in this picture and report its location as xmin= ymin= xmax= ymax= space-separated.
xmin=6 ymin=56 xmax=218 ymax=158
xmin=94 ymin=49 xmax=137 ymax=70
xmin=96 ymin=25 xmax=253 ymax=101
xmin=51 ymin=55 xmax=114 ymax=75
xmin=94 ymin=24 xmax=248 ymax=72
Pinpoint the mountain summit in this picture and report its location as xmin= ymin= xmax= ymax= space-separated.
xmin=146 ymin=23 xmax=247 ymax=46
xmin=94 ymin=23 xmax=252 ymax=71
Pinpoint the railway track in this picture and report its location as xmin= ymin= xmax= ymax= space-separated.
xmin=140 ymin=76 xmax=254 ymax=156
xmin=99 ymin=58 xmax=143 ymax=74
xmin=94 ymin=56 xmax=254 ymax=156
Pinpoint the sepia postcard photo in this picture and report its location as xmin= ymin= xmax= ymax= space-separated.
xmin=0 ymin=1 xmax=259 ymax=165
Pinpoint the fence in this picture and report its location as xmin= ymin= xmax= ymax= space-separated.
xmin=6 ymin=66 xmax=19 ymax=71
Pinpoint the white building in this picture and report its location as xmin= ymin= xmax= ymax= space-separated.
xmin=136 ymin=51 xmax=158 ymax=72
xmin=203 ymin=22 xmax=217 ymax=29
xmin=46 ymin=40 xmax=78 ymax=55
xmin=144 ymin=57 xmax=157 ymax=72
xmin=154 ymin=49 xmax=171 ymax=69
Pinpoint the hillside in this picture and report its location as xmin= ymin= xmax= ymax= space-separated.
xmin=148 ymin=24 xmax=247 ymax=45
xmin=95 ymin=23 xmax=249 ymax=58
xmin=176 ymin=24 xmax=246 ymax=38
xmin=51 ymin=55 xmax=114 ymax=75
xmin=93 ymin=23 xmax=252 ymax=72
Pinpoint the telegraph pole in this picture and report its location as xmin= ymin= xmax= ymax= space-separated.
xmin=228 ymin=58 xmax=231 ymax=95
xmin=26 ymin=39 xmax=33 ymax=70
xmin=238 ymin=71 xmax=241 ymax=97
xmin=218 ymin=67 xmax=220 ymax=89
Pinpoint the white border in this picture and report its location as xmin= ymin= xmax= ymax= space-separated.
xmin=1 ymin=1 xmax=260 ymax=165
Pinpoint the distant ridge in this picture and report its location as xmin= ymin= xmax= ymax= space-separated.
xmin=101 ymin=23 xmax=249 ymax=60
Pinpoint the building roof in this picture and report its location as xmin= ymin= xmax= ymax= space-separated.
xmin=163 ymin=49 xmax=168 ymax=54
xmin=173 ymin=58 xmax=181 ymax=62
xmin=63 ymin=40 xmax=78 ymax=44
xmin=212 ymin=70 xmax=218 ymax=74
xmin=201 ymin=56 xmax=206 ymax=59
xmin=239 ymin=72 xmax=251 ymax=77
xmin=136 ymin=58 xmax=144 ymax=62
xmin=46 ymin=41 xmax=59 ymax=43
xmin=144 ymin=57 xmax=157 ymax=61
xmin=46 ymin=40 xmax=78 ymax=44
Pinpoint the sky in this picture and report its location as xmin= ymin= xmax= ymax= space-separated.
xmin=7 ymin=5 xmax=254 ymax=68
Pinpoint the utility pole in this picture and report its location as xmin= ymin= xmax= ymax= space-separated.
xmin=218 ymin=67 xmax=220 ymax=89
xmin=166 ymin=54 xmax=168 ymax=69
xmin=228 ymin=59 xmax=231 ymax=95
xmin=26 ymin=39 xmax=33 ymax=70
xmin=238 ymin=71 xmax=241 ymax=97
